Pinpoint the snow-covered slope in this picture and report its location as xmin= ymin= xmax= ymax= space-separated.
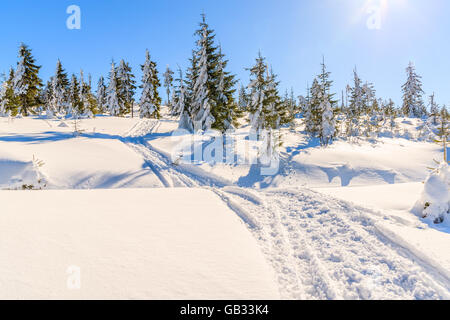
xmin=0 ymin=117 xmax=163 ymax=189
xmin=0 ymin=188 xmax=279 ymax=299
xmin=0 ymin=116 xmax=448 ymax=300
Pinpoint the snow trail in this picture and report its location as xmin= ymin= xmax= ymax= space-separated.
xmin=223 ymin=187 xmax=449 ymax=299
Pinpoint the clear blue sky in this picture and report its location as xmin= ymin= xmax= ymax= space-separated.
xmin=0 ymin=0 xmax=448 ymax=106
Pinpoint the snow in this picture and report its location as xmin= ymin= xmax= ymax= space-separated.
xmin=0 ymin=114 xmax=448 ymax=299
xmin=413 ymin=163 xmax=450 ymax=225
xmin=0 ymin=188 xmax=279 ymax=299
xmin=0 ymin=117 xmax=163 ymax=189
xmin=316 ymin=183 xmax=450 ymax=285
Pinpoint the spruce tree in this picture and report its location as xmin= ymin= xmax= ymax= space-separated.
xmin=175 ymin=69 xmax=193 ymax=131
xmin=306 ymin=59 xmax=337 ymax=138
xmin=117 ymin=59 xmax=136 ymax=116
xmin=306 ymin=78 xmax=323 ymax=137
xmin=213 ymin=46 xmax=241 ymax=132
xmin=318 ymin=57 xmax=337 ymax=108
xmin=40 ymin=78 xmax=52 ymax=112
xmin=383 ymin=98 xmax=397 ymax=133
xmin=96 ymin=76 xmax=107 ymax=114
xmin=68 ymin=74 xmax=82 ymax=117
xmin=347 ymin=69 xmax=364 ymax=137
xmin=238 ymin=84 xmax=248 ymax=112
xmin=139 ymin=50 xmax=161 ymax=119
xmin=429 ymin=93 xmax=439 ymax=125
xmin=190 ymin=14 xmax=216 ymax=131
xmin=48 ymin=59 xmax=69 ymax=116
xmin=163 ymin=65 xmax=174 ymax=107
xmin=106 ymin=61 xmax=123 ymax=116
xmin=402 ymin=62 xmax=426 ymax=118
xmin=4 ymin=68 xmax=17 ymax=116
xmin=12 ymin=43 xmax=43 ymax=116
xmin=247 ymin=52 xmax=267 ymax=132
xmin=282 ymin=88 xmax=297 ymax=127
xmin=79 ymin=70 xmax=97 ymax=117
xmin=45 ymin=77 xmax=57 ymax=118
xmin=265 ymin=67 xmax=286 ymax=129
xmin=320 ymin=97 xmax=336 ymax=146
xmin=247 ymin=52 xmax=283 ymax=132
xmin=362 ymin=81 xmax=378 ymax=136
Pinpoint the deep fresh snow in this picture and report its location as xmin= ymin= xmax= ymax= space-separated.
xmin=0 ymin=114 xmax=448 ymax=299
xmin=0 ymin=188 xmax=279 ymax=299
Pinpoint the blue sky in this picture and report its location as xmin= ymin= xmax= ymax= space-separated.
xmin=0 ymin=0 xmax=448 ymax=106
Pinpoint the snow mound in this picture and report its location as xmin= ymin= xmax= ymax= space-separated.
xmin=0 ymin=157 xmax=47 ymax=190
xmin=413 ymin=163 xmax=450 ymax=225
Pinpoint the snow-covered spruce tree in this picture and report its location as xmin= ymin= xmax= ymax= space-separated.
xmin=117 ymin=59 xmax=136 ymax=116
xmin=309 ymin=73 xmax=336 ymax=146
xmin=306 ymin=58 xmax=337 ymax=138
xmin=96 ymin=76 xmax=107 ymax=114
xmin=79 ymin=70 xmax=97 ymax=117
xmin=187 ymin=15 xmax=240 ymax=133
xmin=362 ymin=81 xmax=381 ymax=137
xmin=47 ymin=60 xmax=70 ymax=117
xmin=139 ymin=50 xmax=161 ymax=119
xmin=163 ymin=65 xmax=174 ymax=108
xmin=305 ymin=78 xmax=323 ymax=137
xmin=238 ymin=84 xmax=249 ymax=112
xmin=12 ymin=43 xmax=43 ymax=116
xmin=247 ymin=52 xmax=284 ymax=133
xmin=171 ymin=69 xmax=182 ymax=117
xmin=290 ymin=88 xmax=298 ymax=116
xmin=320 ymin=96 xmax=336 ymax=146
xmin=247 ymin=52 xmax=267 ymax=133
xmin=402 ymin=62 xmax=426 ymax=118
xmin=347 ymin=68 xmax=364 ymax=137
xmin=266 ymin=67 xmax=288 ymax=129
xmin=45 ymin=77 xmax=57 ymax=118
xmin=175 ymin=69 xmax=193 ymax=131
xmin=79 ymin=70 xmax=88 ymax=116
xmin=106 ymin=61 xmax=124 ymax=116
xmin=190 ymin=15 xmax=216 ymax=132
xmin=282 ymin=88 xmax=298 ymax=128
xmin=429 ymin=93 xmax=439 ymax=125
xmin=68 ymin=74 xmax=82 ymax=117
xmin=317 ymin=57 xmax=337 ymax=109
xmin=297 ymin=94 xmax=307 ymax=117
xmin=382 ymin=99 xmax=398 ymax=134
xmin=39 ymin=77 xmax=51 ymax=114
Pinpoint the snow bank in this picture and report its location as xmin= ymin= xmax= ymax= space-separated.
xmin=0 ymin=188 xmax=279 ymax=299
xmin=413 ymin=163 xmax=450 ymax=225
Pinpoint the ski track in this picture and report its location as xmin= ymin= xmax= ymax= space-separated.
xmin=120 ymin=119 xmax=450 ymax=300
